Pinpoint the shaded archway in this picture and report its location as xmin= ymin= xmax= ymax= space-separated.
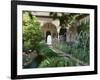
xmin=42 ymin=22 xmax=57 ymax=42
xmin=59 ymin=28 xmax=67 ymax=42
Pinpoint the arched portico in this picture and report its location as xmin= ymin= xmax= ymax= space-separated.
xmin=42 ymin=22 xmax=57 ymax=43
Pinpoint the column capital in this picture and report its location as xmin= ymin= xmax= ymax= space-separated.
xmin=57 ymin=27 xmax=61 ymax=33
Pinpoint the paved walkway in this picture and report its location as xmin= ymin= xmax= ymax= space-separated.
xmin=49 ymin=46 xmax=88 ymax=66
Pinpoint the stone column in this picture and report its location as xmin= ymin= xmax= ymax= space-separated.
xmin=58 ymin=32 xmax=59 ymax=42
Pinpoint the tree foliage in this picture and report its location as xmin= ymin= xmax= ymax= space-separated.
xmin=50 ymin=12 xmax=88 ymax=28
xmin=50 ymin=12 xmax=79 ymax=27
xmin=23 ymin=11 xmax=42 ymax=52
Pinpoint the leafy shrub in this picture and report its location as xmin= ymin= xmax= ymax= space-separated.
xmin=39 ymin=57 xmax=77 ymax=68
xmin=77 ymin=22 xmax=90 ymax=49
xmin=37 ymin=42 xmax=58 ymax=58
xmin=53 ymin=22 xmax=90 ymax=64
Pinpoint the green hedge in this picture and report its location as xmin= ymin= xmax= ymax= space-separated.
xmin=39 ymin=57 xmax=77 ymax=68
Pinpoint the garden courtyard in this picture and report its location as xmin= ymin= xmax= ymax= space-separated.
xmin=22 ymin=11 xmax=90 ymax=68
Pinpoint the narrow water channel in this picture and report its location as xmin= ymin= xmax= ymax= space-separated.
xmin=23 ymin=54 xmax=44 ymax=69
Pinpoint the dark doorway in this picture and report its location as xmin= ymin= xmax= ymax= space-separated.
xmin=59 ymin=28 xmax=66 ymax=42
